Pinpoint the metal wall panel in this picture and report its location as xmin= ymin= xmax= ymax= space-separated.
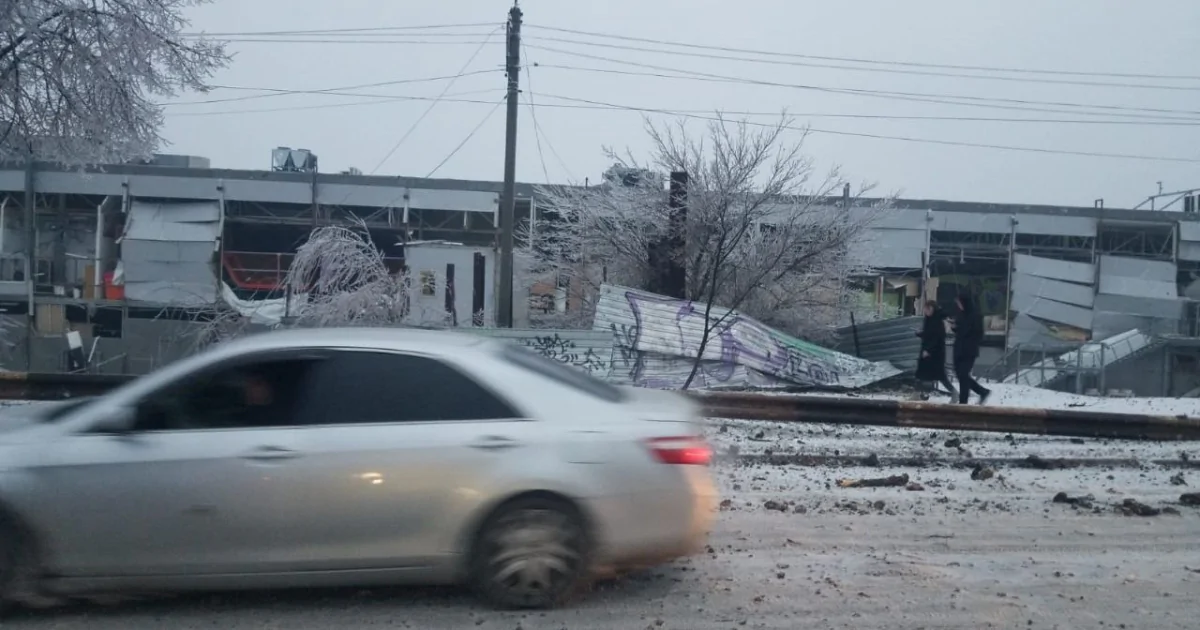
xmin=592 ymin=284 xmax=901 ymax=389
xmin=408 ymin=188 xmax=499 ymax=213
xmin=1179 ymin=241 xmax=1200 ymax=262
xmin=1021 ymin=298 xmax=1093 ymax=330
xmin=1014 ymin=213 xmax=1097 ymax=237
xmin=1011 ymin=272 xmax=1095 ymax=308
xmin=1098 ymin=276 xmax=1178 ymax=300
xmin=1093 ymin=294 xmax=1183 ymax=320
xmin=36 ymin=171 xmax=125 ymax=196
xmin=0 ymin=171 xmax=24 ymax=192
xmin=932 ymin=211 xmax=1012 ymax=234
xmin=1098 ymin=255 xmax=1176 ymax=283
xmin=849 ymin=207 xmax=927 ymax=229
xmin=1013 ymin=253 xmax=1095 ymax=285
xmin=222 ymin=178 xmax=311 ymax=204
xmin=1179 ymin=221 xmax=1200 ymax=242
xmin=834 ymin=316 xmax=923 ymax=371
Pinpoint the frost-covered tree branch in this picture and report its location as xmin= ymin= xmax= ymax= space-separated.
xmin=0 ymin=0 xmax=228 ymax=164
xmin=189 ymin=226 xmax=450 ymax=349
xmin=531 ymin=113 xmax=883 ymax=388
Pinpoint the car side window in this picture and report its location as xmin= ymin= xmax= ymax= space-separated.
xmin=134 ymin=357 xmax=320 ymax=432
xmin=303 ymin=351 xmax=521 ymax=424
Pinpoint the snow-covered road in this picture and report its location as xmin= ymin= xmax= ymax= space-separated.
xmin=7 ymin=420 xmax=1198 ymax=629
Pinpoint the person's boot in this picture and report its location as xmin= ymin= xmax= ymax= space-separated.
xmin=977 ymin=389 xmax=992 ymax=406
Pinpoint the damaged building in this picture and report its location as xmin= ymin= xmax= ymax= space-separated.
xmin=1 ymin=153 xmax=1198 ymax=395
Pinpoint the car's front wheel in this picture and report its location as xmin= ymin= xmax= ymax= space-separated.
xmin=470 ymin=496 xmax=589 ymax=609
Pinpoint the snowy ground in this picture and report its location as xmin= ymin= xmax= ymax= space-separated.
xmin=6 ymin=418 xmax=1199 ymax=629
xmin=795 ymin=380 xmax=1200 ymax=417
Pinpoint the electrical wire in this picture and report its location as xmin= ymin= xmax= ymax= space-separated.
xmin=203 ymin=38 xmax=500 ymax=45
xmin=366 ymin=24 xmax=503 ymax=175
xmin=166 ymin=69 xmax=502 ymax=106
xmin=425 ymin=98 xmax=505 ymax=178
xmin=529 ymin=92 xmax=1200 ymax=163
xmin=526 ymin=45 xmax=1200 ymax=119
xmin=525 ymin=23 xmax=1200 ymax=82
xmin=167 ymin=88 xmax=1200 ymax=126
xmin=521 ymin=34 xmax=1200 ymax=92
xmin=521 ymin=41 xmax=575 ymax=182
xmin=181 ymin=23 xmax=502 ymax=37
xmin=169 ymin=89 xmax=506 ymax=116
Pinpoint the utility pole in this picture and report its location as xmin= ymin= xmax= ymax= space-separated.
xmin=496 ymin=2 xmax=522 ymax=328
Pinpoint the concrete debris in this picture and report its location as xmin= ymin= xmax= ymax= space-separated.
xmin=971 ymin=465 xmax=995 ymax=481
xmin=1116 ymin=498 xmax=1161 ymax=517
xmin=836 ymin=474 xmax=910 ymax=488
xmin=1053 ymin=492 xmax=1096 ymax=509
xmin=1180 ymin=492 xmax=1200 ymax=506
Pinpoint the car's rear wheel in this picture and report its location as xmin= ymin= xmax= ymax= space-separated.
xmin=470 ymin=496 xmax=589 ymax=609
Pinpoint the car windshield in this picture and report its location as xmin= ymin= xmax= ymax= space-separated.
xmin=498 ymin=343 xmax=627 ymax=403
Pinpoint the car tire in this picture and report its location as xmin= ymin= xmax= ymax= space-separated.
xmin=470 ymin=496 xmax=590 ymax=610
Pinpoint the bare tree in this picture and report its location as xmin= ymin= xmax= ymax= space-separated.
xmin=533 ymin=114 xmax=881 ymax=389
xmin=0 ymin=0 xmax=227 ymax=164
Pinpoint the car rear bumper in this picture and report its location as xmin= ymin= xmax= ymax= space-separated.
xmin=586 ymin=465 xmax=718 ymax=575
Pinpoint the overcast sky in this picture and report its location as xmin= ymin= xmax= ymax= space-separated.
xmin=162 ymin=0 xmax=1200 ymax=208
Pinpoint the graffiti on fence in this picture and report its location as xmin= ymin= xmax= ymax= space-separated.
xmin=594 ymin=284 xmax=900 ymax=389
xmin=517 ymin=332 xmax=612 ymax=377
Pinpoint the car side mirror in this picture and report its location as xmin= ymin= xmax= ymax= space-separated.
xmin=90 ymin=406 xmax=137 ymax=436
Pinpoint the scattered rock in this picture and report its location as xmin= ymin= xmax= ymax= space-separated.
xmin=1180 ymin=493 xmax=1200 ymax=506
xmin=764 ymin=500 xmax=789 ymax=512
xmin=793 ymin=505 xmax=808 ymax=514
xmin=906 ymin=482 xmax=926 ymax=492
xmin=944 ymin=438 xmax=962 ymax=449
xmin=836 ymin=474 xmax=909 ymax=488
xmin=719 ymin=499 xmax=733 ymax=511
xmin=872 ymin=500 xmax=886 ymax=510
xmin=1052 ymin=492 xmax=1095 ymax=509
xmin=863 ymin=453 xmax=881 ymax=467
xmin=971 ymin=465 xmax=995 ymax=481
xmin=1024 ymin=455 xmax=1070 ymax=470
xmin=1170 ymin=472 xmax=1187 ymax=486
xmin=1117 ymin=498 xmax=1161 ymax=517
xmin=1069 ymin=438 xmax=1086 ymax=445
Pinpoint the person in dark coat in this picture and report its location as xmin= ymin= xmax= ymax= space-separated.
xmin=951 ymin=289 xmax=991 ymax=405
xmin=915 ymin=301 xmax=956 ymax=401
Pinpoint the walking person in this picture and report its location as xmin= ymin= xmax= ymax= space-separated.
xmin=951 ymin=289 xmax=992 ymax=405
xmin=915 ymin=301 xmax=956 ymax=401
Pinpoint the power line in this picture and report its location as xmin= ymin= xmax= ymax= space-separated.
xmin=168 ymin=88 xmax=1200 ymax=126
xmin=425 ymin=98 xmax=506 ymax=178
xmin=367 ymin=25 xmax=503 ymax=175
xmin=168 ymin=89 xmax=505 ymax=116
xmin=181 ymin=23 xmax=502 ymax=37
xmin=166 ymin=69 xmax=502 ymax=106
xmin=521 ymin=41 xmax=575 ymax=182
xmin=525 ymin=23 xmax=1200 ymax=82
xmin=198 ymin=38 xmax=500 ymax=45
xmin=531 ymin=92 xmax=1200 ymax=163
xmin=526 ymin=45 xmax=1200 ymax=119
xmin=521 ymin=34 xmax=1200 ymax=92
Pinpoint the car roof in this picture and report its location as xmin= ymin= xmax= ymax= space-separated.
xmin=213 ymin=327 xmax=491 ymax=357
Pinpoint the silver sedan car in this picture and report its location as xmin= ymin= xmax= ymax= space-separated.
xmin=0 ymin=328 xmax=717 ymax=611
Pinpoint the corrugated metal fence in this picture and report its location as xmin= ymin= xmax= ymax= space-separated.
xmin=835 ymin=316 xmax=923 ymax=372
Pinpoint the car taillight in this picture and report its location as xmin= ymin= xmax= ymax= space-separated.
xmin=645 ymin=436 xmax=713 ymax=466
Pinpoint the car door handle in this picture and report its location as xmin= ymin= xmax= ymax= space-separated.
xmin=242 ymin=446 xmax=301 ymax=461
xmin=468 ymin=436 xmax=521 ymax=451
